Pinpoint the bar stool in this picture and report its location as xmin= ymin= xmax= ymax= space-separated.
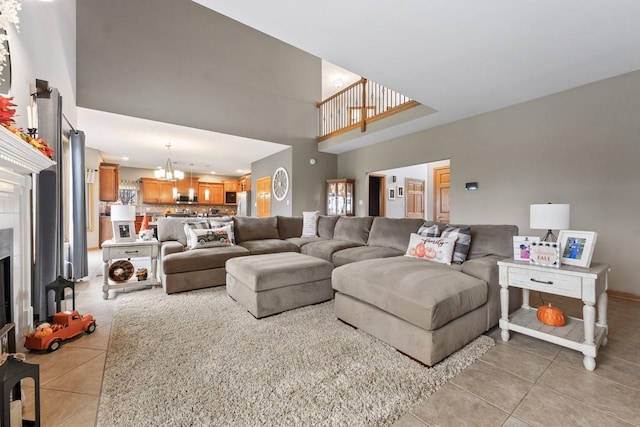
xmin=1 ymin=358 xmax=40 ymax=427
xmin=45 ymin=276 xmax=75 ymax=321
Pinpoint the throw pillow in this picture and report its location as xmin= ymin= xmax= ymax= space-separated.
xmin=441 ymin=225 xmax=472 ymax=264
xmin=404 ymin=233 xmax=458 ymax=265
xmin=186 ymin=224 xmax=235 ymax=250
xmin=183 ymin=222 xmax=210 ymax=248
xmin=417 ymin=223 xmax=440 ymax=237
xmin=301 ymin=211 xmax=319 ymax=238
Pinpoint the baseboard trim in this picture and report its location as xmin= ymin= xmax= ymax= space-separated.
xmin=608 ymin=290 xmax=640 ymax=302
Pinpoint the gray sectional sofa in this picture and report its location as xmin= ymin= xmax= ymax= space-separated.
xmin=157 ymin=215 xmax=520 ymax=365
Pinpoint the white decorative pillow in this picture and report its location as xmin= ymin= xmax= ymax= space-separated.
xmin=301 ymin=211 xmax=319 ymax=238
xmin=186 ymin=224 xmax=235 ymax=250
xmin=183 ymin=222 xmax=210 ymax=248
xmin=404 ymin=233 xmax=458 ymax=265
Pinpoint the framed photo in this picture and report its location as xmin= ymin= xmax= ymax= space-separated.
xmin=558 ymin=230 xmax=598 ymax=268
xmin=530 ymin=241 xmax=561 ymax=268
xmin=112 ymin=220 xmax=136 ymax=243
xmin=397 ymin=186 xmax=404 ymax=198
xmin=388 ymin=188 xmax=395 ymax=200
xmin=513 ymin=236 xmax=540 ymax=261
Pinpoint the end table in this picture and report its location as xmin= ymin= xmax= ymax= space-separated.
xmin=101 ymin=239 xmax=160 ymax=300
xmin=497 ymin=259 xmax=609 ymax=371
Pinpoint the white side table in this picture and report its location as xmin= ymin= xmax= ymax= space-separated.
xmin=497 ymin=259 xmax=609 ymax=371
xmin=101 ymin=239 xmax=160 ymax=300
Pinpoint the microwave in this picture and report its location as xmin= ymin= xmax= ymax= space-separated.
xmin=225 ymin=191 xmax=237 ymax=204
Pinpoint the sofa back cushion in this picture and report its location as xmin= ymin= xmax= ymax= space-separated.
xmin=465 ymin=224 xmax=519 ymax=259
xmin=317 ymin=215 xmax=340 ymax=239
xmin=277 ymin=216 xmax=303 ymax=240
xmin=234 ymin=216 xmax=280 ymax=243
xmin=368 ymin=217 xmax=425 ymax=252
xmin=333 ymin=216 xmax=374 ymax=244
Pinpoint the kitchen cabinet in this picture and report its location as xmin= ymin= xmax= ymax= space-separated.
xmin=198 ymin=182 xmax=224 ymax=205
xmin=238 ymin=175 xmax=251 ymax=192
xmin=327 ymin=179 xmax=355 ymax=216
xmin=223 ymin=180 xmax=238 ymax=193
xmin=175 ymin=177 xmax=199 ymax=197
xmin=99 ymin=163 xmax=120 ymax=201
xmin=142 ymin=178 xmax=175 ymax=204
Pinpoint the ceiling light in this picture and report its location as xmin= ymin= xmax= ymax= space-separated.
xmin=333 ymin=77 xmax=344 ymax=89
xmin=122 ymin=157 xmax=129 ymax=161
xmin=210 ymin=171 xmax=216 ymax=174
xmin=154 ymin=143 xmax=183 ymax=182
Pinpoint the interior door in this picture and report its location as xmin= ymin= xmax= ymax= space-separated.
xmin=405 ymin=178 xmax=425 ymax=218
xmin=256 ymin=176 xmax=271 ymax=217
xmin=368 ymin=174 xmax=386 ymax=217
xmin=433 ymin=166 xmax=450 ymax=223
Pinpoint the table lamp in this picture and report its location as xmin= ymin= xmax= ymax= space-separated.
xmin=530 ymin=203 xmax=570 ymax=242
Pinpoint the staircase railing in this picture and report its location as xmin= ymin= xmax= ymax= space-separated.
xmin=317 ymin=78 xmax=419 ymax=141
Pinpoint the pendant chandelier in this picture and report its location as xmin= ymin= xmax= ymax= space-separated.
xmin=154 ymin=143 xmax=184 ymax=181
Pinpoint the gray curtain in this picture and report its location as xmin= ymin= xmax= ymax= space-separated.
xmin=70 ymin=130 xmax=88 ymax=279
xmin=33 ymin=89 xmax=64 ymax=320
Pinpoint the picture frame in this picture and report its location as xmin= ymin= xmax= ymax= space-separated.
xmin=112 ymin=220 xmax=136 ymax=243
xmin=397 ymin=186 xmax=404 ymax=198
xmin=558 ymin=230 xmax=598 ymax=268
xmin=513 ymin=236 xmax=540 ymax=261
xmin=529 ymin=241 xmax=561 ymax=268
xmin=388 ymin=188 xmax=395 ymax=200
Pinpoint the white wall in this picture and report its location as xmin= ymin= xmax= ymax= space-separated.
xmin=7 ymin=0 xmax=76 ymax=129
xmin=85 ymin=147 xmax=101 ymax=249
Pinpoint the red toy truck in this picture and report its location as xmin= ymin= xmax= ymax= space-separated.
xmin=25 ymin=310 xmax=97 ymax=352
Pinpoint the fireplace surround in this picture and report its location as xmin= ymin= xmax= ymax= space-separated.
xmin=0 ymin=126 xmax=54 ymax=335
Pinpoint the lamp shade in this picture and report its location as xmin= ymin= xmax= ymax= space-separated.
xmin=530 ymin=204 xmax=570 ymax=230
xmin=110 ymin=205 xmax=136 ymax=222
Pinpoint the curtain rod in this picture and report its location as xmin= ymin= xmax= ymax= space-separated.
xmin=62 ymin=112 xmax=78 ymax=134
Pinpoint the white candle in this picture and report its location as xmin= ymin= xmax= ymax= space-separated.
xmin=27 ymin=98 xmax=33 ymax=128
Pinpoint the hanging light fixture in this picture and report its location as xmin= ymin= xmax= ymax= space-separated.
xmin=188 ymin=164 xmax=195 ymax=202
xmin=154 ymin=143 xmax=183 ymax=181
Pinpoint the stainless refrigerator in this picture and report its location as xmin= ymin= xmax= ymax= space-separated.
xmin=236 ymin=191 xmax=251 ymax=216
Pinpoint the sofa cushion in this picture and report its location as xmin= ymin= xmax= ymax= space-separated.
xmin=163 ymin=245 xmax=250 ymax=274
xmin=277 ymin=216 xmax=303 ymax=240
xmin=234 ymin=216 xmax=280 ymax=243
xmin=368 ymin=217 xmax=424 ymax=251
xmin=157 ymin=217 xmax=189 ymax=246
xmin=333 ymin=216 xmax=374 ymax=244
xmin=332 ymin=257 xmax=483 ymax=331
xmin=332 ymin=247 xmax=404 ymax=267
xmin=317 ymin=215 xmax=340 ymax=239
xmin=301 ymin=240 xmax=364 ymax=262
xmin=465 ymin=224 xmax=519 ymax=259
xmin=286 ymin=236 xmax=327 ymax=249
xmin=238 ymin=239 xmax=300 ymax=255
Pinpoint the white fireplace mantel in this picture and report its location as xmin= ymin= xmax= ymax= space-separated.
xmin=0 ymin=125 xmax=56 ymax=335
xmin=0 ymin=125 xmax=55 ymax=174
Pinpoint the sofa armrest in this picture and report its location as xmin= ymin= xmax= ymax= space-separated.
xmin=462 ymin=256 xmax=521 ymax=330
xmin=162 ymin=241 xmax=185 ymax=258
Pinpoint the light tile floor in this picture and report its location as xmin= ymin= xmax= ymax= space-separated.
xmin=13 ymin=250 xmax=640 ymax=426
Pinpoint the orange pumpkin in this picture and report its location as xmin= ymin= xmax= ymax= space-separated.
xmin=537 ymin=303 xmax=566 ymax=326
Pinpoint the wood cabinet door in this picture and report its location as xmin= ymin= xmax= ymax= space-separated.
xmin=223 ymin=180 xmax=238 ymax=192
xmin=158 ymin=182 xmax=175 ymax=203
xmin=142 ymin=179 xmax=159 ymax=203
xmin=198 ymin=183 xmax=211 ymax=205
xmin=210 ymin=183 xmax=224 ymax=204
xmin=99 ymin=163 xmax=119 ymax=201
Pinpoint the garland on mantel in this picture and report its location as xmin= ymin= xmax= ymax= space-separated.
xmin=0 ymin=95 xmax=54 ymax=159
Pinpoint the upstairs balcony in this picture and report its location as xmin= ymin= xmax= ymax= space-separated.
xmin=317 ymin=78 xmax=420 ymax=142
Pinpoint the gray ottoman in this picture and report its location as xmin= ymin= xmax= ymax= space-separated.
xmin=226 ymin=252 xmax=334 ymax=318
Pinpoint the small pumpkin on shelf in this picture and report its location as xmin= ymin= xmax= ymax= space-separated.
xmin=537 ymin=303 xmax=567 ymax=326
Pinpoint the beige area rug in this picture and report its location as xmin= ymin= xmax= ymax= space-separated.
xmin=98 ymin=287 xmax=494 ymax=426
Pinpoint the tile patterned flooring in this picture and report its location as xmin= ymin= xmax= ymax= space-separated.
xmin=12 ymin=249 xmax=640 ymax=426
